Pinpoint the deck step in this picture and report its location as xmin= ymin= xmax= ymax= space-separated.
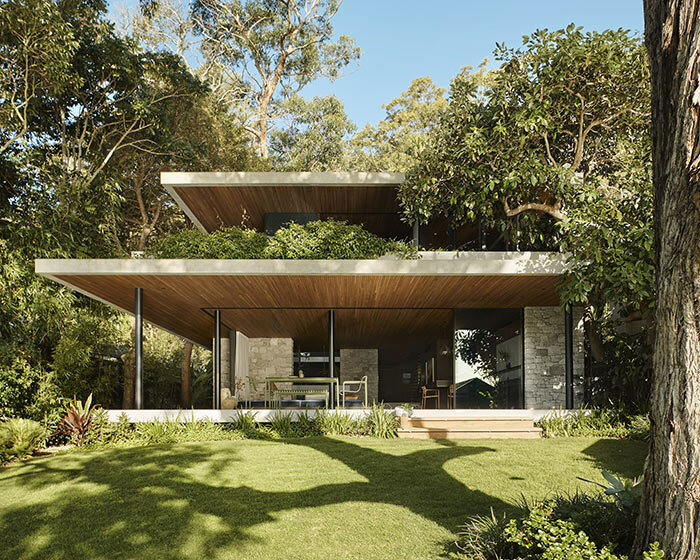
xmin=397 ymin=415 xmax=541 ymax=439
xmin=397 ymin=427 xmax=543 ymax=440
xmin=402 ymin=417 xmax=534 ymax=430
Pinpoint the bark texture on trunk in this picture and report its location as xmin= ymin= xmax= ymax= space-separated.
xmin=635 ymin=1 xmax=700 ymax=557
xmin=181 ymin=341 xmax=193 ymax=408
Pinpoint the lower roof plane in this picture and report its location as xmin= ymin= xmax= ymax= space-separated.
xmin=36 ymin=252 xmax=567 ymax=347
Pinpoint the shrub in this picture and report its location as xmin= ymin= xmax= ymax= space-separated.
xmin=502 ymin=501 xmax=622 ymax=559
xmin=148 ymin=227 xmax=268 ymax=259
xmin=0 ymin=418 xmax=47 ymax=462
xmin=536 ymin=408 xmax=648 ymax=439
xmin=269 ymin=411 xmax=297 ymax=438
xmin=60 ymin=394 xmax=100 ymax=446
xmin=364 ymin=403 xmax=399 ymax=438
xmin=627 ymin=414 xmax=650 ymax=441
xmin=148 ymin=221 xmax=418 ymax=260
xmin=315 ymin=410 xmax=362 ymax=435
xmin=264 ymin=220 xmax=417 ymax=259
xmin=456 ymin=486 xmax=663 ymax=560
xmin=0 ymin=353 xmax=45 ymax=419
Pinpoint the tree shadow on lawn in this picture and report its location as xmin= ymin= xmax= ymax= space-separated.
xmin=0 ymin=438 xmax=506 ymax=559
xmin=580 ymin=438 xmax=648 ymax=479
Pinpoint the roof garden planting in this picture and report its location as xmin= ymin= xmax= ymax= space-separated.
xmin=147 ymin=220 xmax=418 ymax=260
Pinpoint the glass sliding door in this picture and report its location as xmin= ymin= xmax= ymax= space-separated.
xmin=453 ymin=309 xmax=523 ymax=409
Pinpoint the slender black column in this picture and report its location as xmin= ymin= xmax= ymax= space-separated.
xmin=328 ymin=310 xmax=335 ymax=378
xmin=564 ymin=307 xmax=574 ymax=409
xmin=134 ymin=288 xmax=144 ymax=410
xmin=328 ymin=309 xmax=335 ymax=406
xmin=213 ymin=309 xmax=221 ymax=409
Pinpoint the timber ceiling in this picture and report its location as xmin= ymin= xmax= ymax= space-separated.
xmin=52 ymin=273 xmax=560 ymax=347
xmin=173 ymin=186 xmax=403 ymax=232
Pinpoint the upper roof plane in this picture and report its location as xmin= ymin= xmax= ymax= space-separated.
xmin=161 ymin=172 xmax=406 ymax=233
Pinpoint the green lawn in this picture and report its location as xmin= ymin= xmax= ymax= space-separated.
xmin=0 ymin=437 xmax=646 ymax=560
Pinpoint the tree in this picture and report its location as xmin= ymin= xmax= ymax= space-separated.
xmin=270 ymin=94 xmax=355 ymax=170
xmin=633 ymin=1 xmax=700 ymax=557
xmin=0 ymin=0 xmax=223 ymax=413
xmin=347 ymin=76 xmax=448 ymax=172
xmin=0 ymin=0 xmax=76 ymax=157
xmin=402 ymin=27 xmax=653 ymax=319
xmin=190 ymin=0 xmax=360 ymax=158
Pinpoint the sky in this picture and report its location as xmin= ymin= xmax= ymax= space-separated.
xmin=302 ymin=0 xmax=645 ymax=127
xmin=109 ymin=0 xmax=645 ymax=128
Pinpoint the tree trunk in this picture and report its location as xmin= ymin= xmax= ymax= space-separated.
xmin=634 ymin=2 xmax=700 ymax=557
xmin=258 ymin=111 xmax=268 ymax=159
xmin=585 ymin=309 xmax=607 ymax=364
xmin=121 ymin=324 xmax=136 ymax=409
xmin=181 ymin=340 xmax=193 ymax=408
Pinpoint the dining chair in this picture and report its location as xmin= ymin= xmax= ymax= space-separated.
xmin=447 ymin=383 xmax=455 ymax=409
xmin=339 ymin=376 xmax=368 ymax=408
xmin=421 ymin=385 xmax=440 ymax=409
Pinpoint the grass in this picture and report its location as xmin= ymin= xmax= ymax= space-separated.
xmin=0 ymin=437 xmax=646 ymax=560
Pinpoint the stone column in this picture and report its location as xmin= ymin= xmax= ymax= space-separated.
xmin=523 ymin=307 xmax=584 ymax=409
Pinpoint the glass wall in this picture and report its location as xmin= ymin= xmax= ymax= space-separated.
xmin=453 ymin=309 xmax=523 ymax=409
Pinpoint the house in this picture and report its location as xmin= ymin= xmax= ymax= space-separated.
xmin=35 ymin=172 xmax=584 ymax=416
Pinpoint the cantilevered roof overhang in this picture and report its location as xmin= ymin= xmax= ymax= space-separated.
xmin=36 ymin=252 xmax=568 ymax=348
xmin=161 ymin=171 xmax=406 ymax=233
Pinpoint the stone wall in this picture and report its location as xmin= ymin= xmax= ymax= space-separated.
xmin=340 ymin=348 xmax=378 ymax=404
xmin=246 ymin=338 xmax=294 ymax=399
xmin=523 ymin=307 xmax=584 ymax=409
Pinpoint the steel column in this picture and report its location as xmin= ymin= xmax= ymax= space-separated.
xmin=134 ymin=288 xmax=144 ymax=410
xmin=564 ymin=307 xmax=574 ymax=409
xmin=328 ymin=309 xmax=335 ymax=378
xmin=328 ymin=309 xmax=335 ymax=406
xmin=213 ymin=309 xmax=221 ymax=409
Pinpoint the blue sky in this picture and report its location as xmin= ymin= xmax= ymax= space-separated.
xmin=303 ymin=0 xmax=645 ymax=127
xmin=110 ymin=0 xmax=644 ymax=128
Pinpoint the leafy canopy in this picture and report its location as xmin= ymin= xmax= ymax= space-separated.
xmin=401 ymin=25 xmax=652 ymax=312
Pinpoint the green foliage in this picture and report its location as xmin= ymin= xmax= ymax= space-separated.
xmin=0 ymin=347 xmax=44 ymax=419
xmin=0 ymin=0 xmax=233 ymax=420
xmin=457 ymin=492 xmax=662 ymax=560
xmin=536 ymin=408 xmax=649 ymax=440
xmin=347 ymin=76 xmax=448 ymax=172
xmin=457 ymin=508 xmax=513 ymax=560
xmin=268 ymin=411 xmax=297 ymax=438
xmin=149 ymin=227 xmax=268 ymax=259
xmin=315 ymin=410 xmax=361 ymax=436
xmin=578 ymin=471 xmax=643 ymax=509
xmin=60 ymin=394 xmax=100 ymax=446
xmin=229 ymin=410 xmax=260 ymax=437
xmin=502 ymin=501 xmax=622 ymax=559
xmin=364 ymin=403 xmax=399 ymax=438
xmin=190 ymin=0 xmax=360 ymax=157
xmin=402 ymin=26 xmax=652 ymax=311
xmin=149 ymin=220 xmax=418 ymax=260
xmin=271 ymin=95 xmax=356 ymax=171
xmin=589 ymin=328 xmax=653 ymax=413
xmin=0 ymin=418 xmax=47 ymax=462
xmin=264 ymin=220 xmax=417 ymax=259
xmin=52 ymin=310 xmax=129 ymax=406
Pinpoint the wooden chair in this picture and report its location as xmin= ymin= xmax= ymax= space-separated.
xmin=447 ymin=384 xmax=455 ymax=409
xmin=421 ymin=385 xmax=440 ymax=409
